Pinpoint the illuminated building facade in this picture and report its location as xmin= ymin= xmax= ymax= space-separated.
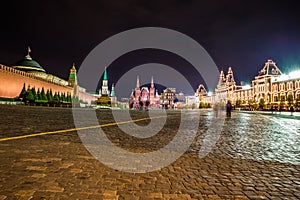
xmin=203 ymin=59 xmax=300 ymax=110
xmin=160 ymin=88 xmax=176 ymax=109
xmin=96 ymin=68 xmax=117 ymax=107
xmin=0 ymin=48 xmax=96 ymax=104
xmin=129 ymin=76 xmax=160 ymax=109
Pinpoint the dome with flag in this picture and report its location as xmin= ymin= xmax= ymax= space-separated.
xmin=11 ymin=47 xmax=46 ymax=73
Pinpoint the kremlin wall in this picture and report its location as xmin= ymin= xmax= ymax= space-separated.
xmin=0 ymin=49 xmax=96 ymax=104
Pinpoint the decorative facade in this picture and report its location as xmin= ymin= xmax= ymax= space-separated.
xmin=160 ymin=88 xmax=176 ymax=109
xmin=129 ymin=76 xmax=160 ymax=109
xmin=213 ymin=67 xmax=240 ymax=105
xmin=195 ymin=84 xmax=208 ymax=103
xmin=234 ymin=60 xmax=300 ymax=110
xmin=203 ymin=59 xmax=300 ymax=110
xmin=96 ymin=68 xmax=117 ymax=107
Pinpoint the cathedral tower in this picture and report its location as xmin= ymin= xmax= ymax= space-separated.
xmin=135 ymin=76 xmax=141 ymax=100
xmin=217 ymin=70 xmax=226 ymax=87
xmin=149 ymin=76 xmax=155 ymax=104
xmin=68 ymin=63 xmax=77 ymax=86
xmin=226 ymin=67 xmax=236 ymax=86
xmin=101 ymin=68 xmax=109 ymax=96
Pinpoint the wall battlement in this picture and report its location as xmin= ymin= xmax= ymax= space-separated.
xmin=0 ymin=64 xmax=68 ymax=87
xmin=0 ymin=64 xmax=96 ymax=104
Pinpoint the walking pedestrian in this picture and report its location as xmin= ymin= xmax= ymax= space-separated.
xmin=226 ymin=100 xmax=232 ymax=117
xmin=290 ymin=106 xmax=295 ymax=116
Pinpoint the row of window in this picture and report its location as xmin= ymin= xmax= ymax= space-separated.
xmin=234 ymin=93 xmax=300 ymax=102
xmin=273 ymin=81 xmax=300 ymax=91
xmin=255 ymin=84 xmax=270 ymax=93
xmin=236 ymin=82 xmax=300 ymax=98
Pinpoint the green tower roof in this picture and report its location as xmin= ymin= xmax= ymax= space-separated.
xmin=103 ymin=68 xmax=107 ymax=80
xmin=68 ymin=63 xmax=77 ymax=84
xmin=111 ymin=83 xmax=115 ymax=97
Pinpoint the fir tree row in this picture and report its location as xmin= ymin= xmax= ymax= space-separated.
xmin=18 ymin=83 xmax=73 ymax=103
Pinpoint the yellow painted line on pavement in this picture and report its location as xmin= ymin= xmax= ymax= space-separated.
xmin=0 ymin=115 xmax=167 ymax=142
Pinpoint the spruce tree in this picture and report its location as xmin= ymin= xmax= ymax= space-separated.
xmin=26 ymin=89 xmax=35 ymax=102
xmin=19 ymin=83 xmax=27 ymax=100
xmin=41 ymin=87 xmax=47 ymax=101
xmin=61 ymin=93 xmax=66 ymax=102
xmin=58 ymin=92 xmax=61 ymax=101
xmin=53 ymin=92 xmax=58 ymax=101
xmin=67 ymin=93 xmax=72 ymax=102
xmin=31 ymin=87 xmax=37 ymax=101
xmin=36 ymin=88 xmax=41 ymax=100
xmin=46 ymin=90 xmax=50 ymax=101
xmin=49 ymin=89 xmax=53 ymax=101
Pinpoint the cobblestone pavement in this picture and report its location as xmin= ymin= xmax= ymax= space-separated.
xmin=0 ymin=105 xmax=299 ymax=200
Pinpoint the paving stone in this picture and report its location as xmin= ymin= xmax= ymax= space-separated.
xmin=0 ymin=106 xmax=299 ymax=199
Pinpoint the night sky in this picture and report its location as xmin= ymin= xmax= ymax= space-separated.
xmin=1 ymin=1 xmax=300 ymax=97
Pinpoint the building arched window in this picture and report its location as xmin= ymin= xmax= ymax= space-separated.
xmin=280 ymin=83 xmax=285 ymax=91
xmin=281 ymin=94 xmax=285 ymax=101
xmin=296 ymin=92 xmax=300 ymax=100
xmin=295 ymin=82 xmax=298 ymax=89
xmin=288 ymin=81 xmax=293 ymax=90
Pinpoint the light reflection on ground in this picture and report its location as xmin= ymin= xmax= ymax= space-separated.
xmin=215 ymin=111 xmax=300 ymax=165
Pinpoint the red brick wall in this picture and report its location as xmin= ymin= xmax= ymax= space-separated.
xmin=0 ymin=64 xmax=96 ymax=103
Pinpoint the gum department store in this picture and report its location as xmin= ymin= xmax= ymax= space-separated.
xmin=202 ymin=59 xmax=300 ymax=110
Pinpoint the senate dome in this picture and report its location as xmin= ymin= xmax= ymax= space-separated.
xmin=11 ymin=49 xmax=46 ymax=73
xmin=10 ymin=48 xmax=69 ymax=86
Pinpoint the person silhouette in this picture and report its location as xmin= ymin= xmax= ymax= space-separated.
xmin=226 ymin=100 xmax=232 ymax=117
xmin=290 ymin=106 xmax=294 ymax=116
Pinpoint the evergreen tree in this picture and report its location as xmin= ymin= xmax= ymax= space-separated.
xmin=49 ymin=89 xmax=53 ymax=101
xmin=26 ymin=89 xmax=35 ymax=102
xmin=67 ymin=93 xmax=72 ymax=102
xmin=41 ymin=87 xmax=47 ymax=101
xmin=57 ymin=92 xmax=61 ymax=101
xmin=46 ymin=89 xmax=54 ymax=101
xmin=61 ymin=93 xmax=66 ymax=102
xmin=31 ymin=87 xmax=37 ymax=100
xmin=36 ymin=88 xmax=41 ymax=100
xmin=46 ymin=89 xmax=50 ymax=101
xmin=54 ymin=92 xmax=60 ymax=101
xmin=19 ymin=83 xmax=27 ymax=100
xmin=27 ymin=85 xmax=31 ymax=93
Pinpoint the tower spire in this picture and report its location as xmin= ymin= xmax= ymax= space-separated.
xmin=151 ymin=76 xmax=154 ymax=88
xmin=226 ymin=67 xmax=235 ymax=83
xmin=136 ymin=76 xmax=140 ymax=88
xmin=103 ymin=67 xmax=108 ymax=80
xmin=68 ymin=63 xmax=77 ymax=86
xmin=101 ymin=67 xmax=108 ymax=95
xmin=218 ymin=70 xmax=225 ymax=86
xmin=111 ymin=83 xmax=115 ymax=97
xmin=130 ymin=89 xmax=134 ymax=96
